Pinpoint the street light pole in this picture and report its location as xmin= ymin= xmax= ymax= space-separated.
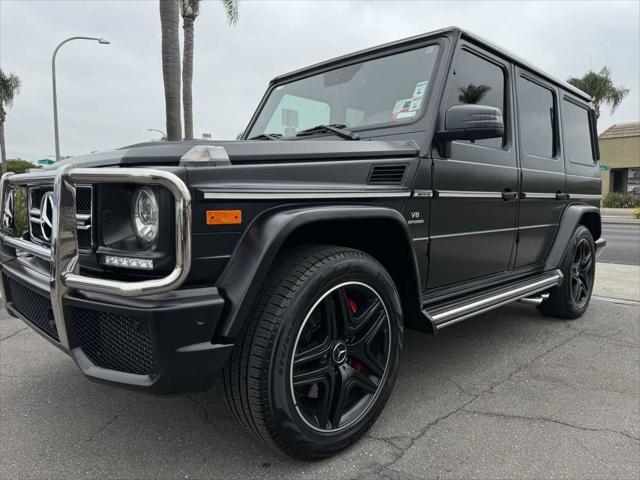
xmin=147 ymin=128 xmax=167 ymax=139
xmin=52 ymin=36 xmax=110 ymax=161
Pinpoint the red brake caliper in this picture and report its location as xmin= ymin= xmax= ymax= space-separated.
xmin=347 ymin=298 xmax=364 ymax=373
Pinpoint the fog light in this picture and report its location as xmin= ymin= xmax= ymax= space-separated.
xmin=102 ymin=255 xmax=153 ymax=270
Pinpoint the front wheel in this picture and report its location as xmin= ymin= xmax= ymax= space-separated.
xmin=539 ymin=225 xmax=595 ymax=319
xmin=223 ymin=245 xmax=403 ymax=459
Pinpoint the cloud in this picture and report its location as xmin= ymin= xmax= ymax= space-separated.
xmin=1 ymin=0 xmax=638 ymax=161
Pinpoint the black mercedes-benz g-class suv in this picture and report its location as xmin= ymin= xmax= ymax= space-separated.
xmin=1 ymin=27 xmax=605 ymax=458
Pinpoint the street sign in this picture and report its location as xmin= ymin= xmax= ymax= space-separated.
xmin=599 ymin=164 xmax=610 ymax=172
xmin=37 ymin=159 xmax=55 ymax=166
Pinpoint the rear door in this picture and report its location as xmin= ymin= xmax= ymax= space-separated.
xmin=428 ymin=45 xmax=518 ymax=288
xmin=514 ymin=69 xmax=566 ymax=267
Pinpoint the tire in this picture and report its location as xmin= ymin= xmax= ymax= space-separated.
xmin=223 ymin=245 xmax=403 ymax=459
xmin=538 ymin=225 xmax=595 ymax=319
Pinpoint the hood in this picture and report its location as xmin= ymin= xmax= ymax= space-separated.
xmin=49 ymin=139 xmax=419 ymax=169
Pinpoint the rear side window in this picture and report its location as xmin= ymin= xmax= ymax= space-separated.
xmin=518 ymin=76 xmax=556 ymax=158
xmin=446 ymin=49 xmax=506 ymax=148
xmin=562 ymin=99 xmax=594 ymax=164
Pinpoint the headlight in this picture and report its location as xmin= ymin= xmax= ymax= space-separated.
xmin=132 ymin=187 xmax=159 ymax=246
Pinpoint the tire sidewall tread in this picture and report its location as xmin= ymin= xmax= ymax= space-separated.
xmin=223 ymin=245 xmax=403 ymax=459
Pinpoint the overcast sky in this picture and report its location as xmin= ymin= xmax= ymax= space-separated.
xmin=1 ymin=0 xmax=639 ymax=162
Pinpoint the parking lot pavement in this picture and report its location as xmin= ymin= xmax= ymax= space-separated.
xmin=1 ymin=298 xmax=638 ymax=479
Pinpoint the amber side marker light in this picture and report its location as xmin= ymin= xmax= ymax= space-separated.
xmin=206 ymin=209 xmax=242 ymax=225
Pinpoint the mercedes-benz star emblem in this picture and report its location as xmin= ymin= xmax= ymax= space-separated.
xmin=332 ymin=342 xmax=348 ymax=364
xmin=40 ymin=191 xmax=55 ymax=241
xmin=2 ymin=190 xmax=14 ymax=228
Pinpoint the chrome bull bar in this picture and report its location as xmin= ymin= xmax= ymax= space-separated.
xmin=0 ymin=165 xmax=192 ymax=349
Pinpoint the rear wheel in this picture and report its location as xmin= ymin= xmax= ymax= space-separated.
xmin=223 ymin=245 xmax=403 ymax=459
xmin=539 ymin=225 xmax=595 ymax=319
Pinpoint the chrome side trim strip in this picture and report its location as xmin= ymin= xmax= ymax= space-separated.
xmin=431 ymin=271 xmax=562 ymax=330
xmin=431 ymin=227 xmax=515 ymax=239
xmin=202 ymin=190 xmax=411 ymax=200
xmin=521 ymin=167 xmax=565 ymax=177
xmin=437 ymin=190 xmax=502 ymax=199
xmin=523 ymin=192 xmax=557 ymax=199
xmin=443 ymin=158 xmax=517 ymax=171
xmin=412 ymin=189 xmax=433 ymax=198
xmin=518 ymin=223 xmax=557 ymax=230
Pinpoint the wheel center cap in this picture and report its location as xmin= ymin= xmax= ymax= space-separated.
xmin=332 ymin=342 xmax=348 ymax=364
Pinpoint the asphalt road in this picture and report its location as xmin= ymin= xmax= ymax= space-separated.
xmin=599 ymin=223 xmax=640 ymax=266
xmin=1 ymin=297 xmax=638 ymax=479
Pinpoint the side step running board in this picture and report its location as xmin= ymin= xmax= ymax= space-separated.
xmin=423 ymin=270 xmax=562 ymax=331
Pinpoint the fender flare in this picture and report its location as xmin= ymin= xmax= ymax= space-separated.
xmin=215 ymin=204 xmax=421 ymax=339
xmin=544 ymin=203 xmax=601 ymax=271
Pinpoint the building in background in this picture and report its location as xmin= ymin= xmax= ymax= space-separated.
xmin=599 ymin=122 xmax=640 ymax=196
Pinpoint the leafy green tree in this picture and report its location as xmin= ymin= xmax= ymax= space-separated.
xmin=458 ymin=84 xmax=491 ymax=104
xmin=0 ymin=69 xmax=21 ymax=173
xmin=7 ymin=158 xmax=37 ymax=173
xmin=180 ymin=0 xmax=238 ymax=140
xmin=567 ymin=67 xmax=629 ymax=126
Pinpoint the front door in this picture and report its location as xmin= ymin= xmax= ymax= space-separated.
xmin=428 ymin=45 xmax=518 ymax=288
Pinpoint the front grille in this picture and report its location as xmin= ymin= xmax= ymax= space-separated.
xmin=71 ymin=308 xmax=155 ymax=375
xmin=75 ymin=188 xmax=92 ymax=214
xmin=6 ymin=278 xmax=59 ymax=341
xmin=28 ymin=186 xmax=93 ymax=250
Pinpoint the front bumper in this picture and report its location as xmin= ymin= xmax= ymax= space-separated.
xmin=595 ymin=237 xmax=607 ymax=257
xmin=1 ymin=256 xmax=232 ymax=393
xmin=0 ymin=167 xmax=232 ymax=394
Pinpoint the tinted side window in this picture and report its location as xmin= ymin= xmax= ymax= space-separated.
xmin=518 ymin=76 xmax=556 ymax=158
xmin=562 ymin=99 xmax=594 ymax=164
xmin=447 ymin=49 xmax=505 ymax=148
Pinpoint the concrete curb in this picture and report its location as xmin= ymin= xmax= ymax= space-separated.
xmin=602 ymin=216 xmax=640 ymax=225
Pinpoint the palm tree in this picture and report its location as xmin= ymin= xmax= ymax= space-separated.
xmin=160 ymin=0 xmax=182 ymax=140
xmin=180 ymin=0 xmax=238 ymax=140
xmin=567 ymin=67 xmax=629 ymax=126
xmin=457 ymin=84 xmax=491 ymax=105
xmin=0 ymin=69 xmax=21 ymax=173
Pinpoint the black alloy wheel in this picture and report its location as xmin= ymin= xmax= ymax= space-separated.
xmin=570 ymin=237 xmax=593 ymax=308
xmin=539 ymin=225 xmax=595 ymax=319
xmin=290 ymin=281 xmax=391 ymax=432
xmin=223 ymin=245 xmax=403 ymax=459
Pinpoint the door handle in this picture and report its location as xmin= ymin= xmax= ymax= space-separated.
xmin=502 ymin=191 xmax=518 ymax=201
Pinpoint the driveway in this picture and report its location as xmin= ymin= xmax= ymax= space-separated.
xmin=1 ymin=272 xmax=639 ymax=479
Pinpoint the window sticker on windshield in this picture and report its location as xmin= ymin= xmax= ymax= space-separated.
xmin=392 ymin=98 xmax=415 ymax=120
xmin=408 ymin=98 xmax=422 ymax=112
xmin=412 ymin=80 xmax=428 ymax=98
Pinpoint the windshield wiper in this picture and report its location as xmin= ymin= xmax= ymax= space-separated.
xmin=248 ymin=133 xmax=283 ymax=141
xmin=296 ymin=124 xmax=360 ymax=140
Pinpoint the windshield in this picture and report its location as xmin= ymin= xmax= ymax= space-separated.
xmin=247 ymin=45 xmax=440 ymax=139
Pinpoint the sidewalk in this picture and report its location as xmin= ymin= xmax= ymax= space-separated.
xmin=594 ymin=261 xmax=640 ymax=302
xmin=601 ymin=207 xmax=640 ymax=225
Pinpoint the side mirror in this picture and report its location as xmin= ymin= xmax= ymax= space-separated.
xmin=436 ymin=104 xmax=504 ymax=151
